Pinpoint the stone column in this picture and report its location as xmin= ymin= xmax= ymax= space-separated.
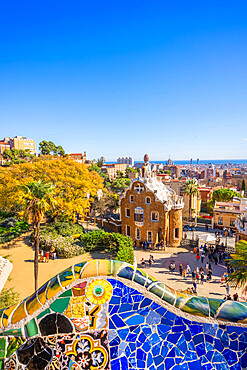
xmin=169 ymin=208 xmax=183 ymax=247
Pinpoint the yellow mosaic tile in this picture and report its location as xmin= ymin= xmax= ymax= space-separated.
xmin=59 ymin=267 xmax=75 ymax=288
xmin=80 ymin=260 xmax=98 ymax=279
xmin=73 ymin=262 xmax=87 ymax=280
xmin=11 ymin=301 xmax=27 ymax=325
xmin=98 ymin=260 xmax=111 ymax=276
xmin=37 ymin=281 xmax=50 ymax=305
xmin=2 ymin=303 xmax=18 ymax=328
xmin=26 ymin=293 xmax=42 ymax=316
xmin=46 ymin=275 xmax=62 ymax=301
xmin=112 ymin=260 xmax=125 ymax=276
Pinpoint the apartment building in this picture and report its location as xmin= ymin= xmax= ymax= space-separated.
xmin=101 ymin=163 xmax=127 ymax=179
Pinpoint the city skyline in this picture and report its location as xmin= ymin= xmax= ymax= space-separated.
xmin=0 ymin=1 xmax=247 ymax=161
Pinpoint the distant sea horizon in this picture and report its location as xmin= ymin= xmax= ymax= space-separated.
xmin=106 ymin=159 xmax=247 ymax=165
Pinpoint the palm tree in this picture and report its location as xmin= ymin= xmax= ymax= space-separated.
xmin=183 ymin=179 xmax=199 ymax=221
xmin=226 ymin=240 xmax=247 ymax=297
xmin=22 ymin=181 xmax=55 ymax=291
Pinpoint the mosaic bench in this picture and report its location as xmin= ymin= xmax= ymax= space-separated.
xmin=0 ymin=259 xmax=247 ymax=369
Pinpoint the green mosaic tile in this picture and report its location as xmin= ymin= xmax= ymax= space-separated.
xmin=0 ymin=350 xmax=5 ymax=360
xmin=3 ymin=328 xmax=23 ymax=337
xmin=25 ymin=318 xmax=39 ymax=337
xmin=6 ymin=337 xmax=25 ymax=358
xmin=73 ymin=262 xmax=87 ymax=279
xmin=59 ymin=289 xmax=73 ymax=298
xmin=0 ymin=337 xmax=6 ymax=351
xmin=0 ymin=359 xmax=3 ymax=369
xmin=37 ymin=308 xmax=51 ymax=320
xmin=50 ymin=297 xmax=70 ymax=313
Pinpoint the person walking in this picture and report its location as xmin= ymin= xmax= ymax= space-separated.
xmin=206 ymin=262 xmax=209 ymax=273
xmin=179 ymin=264 xmax=183 ymax=276
xmin=200 ymin=270 xmax=204 ymax=284
xmin=186 ymin=264 xmax=191 ymax=276
xmin=141 ymin=258 xmax=145 ymax=267
xmin=192 ymin=270 xmax=196 ymax=281
xmin=193 ymin=281 xmax=197 ymax=294
xmin=226 ymin=283 xmax=230 ymax=297
xmin=201 ymin=252 xmax=205 ymax=263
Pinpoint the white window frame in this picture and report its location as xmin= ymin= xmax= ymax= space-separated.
xmin=147 ymin=231 xmax=153 ymax=243
xmin=151 ymin=211 xmax=159 ymax=222
xmin=135 ymin=228 xmax=141 ymax=240
xmin=125 ymin=208 xmax=130 ymax=218
xmin=126 ymin=225 xmax=131 ymax=237
xmin=146 ymin=196 xmax=151 ymax=205
xmin=129 ymin=195 xmax=134 ymax=203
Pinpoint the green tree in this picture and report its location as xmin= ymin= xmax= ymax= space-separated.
xmin=39 ymin=140 xmax=65 ymax=156
xmin=183 ymin=179 xmax=199 ymax=220
xmin=241 ymin=179 xmax=246 ymax=195
xmin=97 ymin=156 xmax=105 ymax=167
xmin=22 ymin=181 xmax=56 ymax=291
xmin=226 ymin=240 xmax=247 ymax=295
xmin=212 ymin=188 xmax=241 ymax=202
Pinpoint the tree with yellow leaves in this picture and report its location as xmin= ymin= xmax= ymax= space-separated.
xmin=0 ymin=157 xmax=104 ymax=221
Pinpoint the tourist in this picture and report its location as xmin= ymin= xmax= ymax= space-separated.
xmin=39 ymin=250 xmax=44 ymax=263
xmin=192 ymin=270 xmax=196 ymax=281
xmin=182 ymin=269 xmax=186 ymax=279
xmin=45 ymin=251 xmax=50 ymax=263
xmin=201 ymin=252 xmax=205 ymax=263
xmin=141 ymin=258 xmax=145 ymax=267
xmin=50 ymin=246 xmax=56 ymax=259
xmin=233 ymin=293 xmax=239 ymax=301
xmin=186 ymin=264 xmax=191 ymax=276
xmin=193 ymin=281 xmax=197 ymax=294
xmin=205 ymin=262 xmax=209 ymax=273
xmin=226 ymin=283 xmax=230 ymax=297
xmin=207 ymin=269 xmax=212 ymax=281
xmin=184 ymin=233 xmax=187 ymax=239
xmin=200 ymin=270 xmax=204 ymax=284
xmin=133 ymin=241 xmax=137 ymax=250
xmin=179 ymin=264 xmax=183 ymax=276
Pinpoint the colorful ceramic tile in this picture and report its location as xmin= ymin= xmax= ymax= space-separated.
xmin=73 ymin=261 xmax=87 ymax=279
xmin=25 ymin=318 xmax=39 ymax=337
xmin=50 ymin=297 xmax=71 ymax=314
xmin=26 ymin=292 xmax=42 ymax=316
xmin=112 ymin=260 xmax=125 ymax=276
xmin=59 ymin=288 xmax=73 ymax=298
xmin=6 ymin=337 xmax=25 ymax=358
xmin=37 ymin=281 xmax=50 ymax=305
xmin=59 ymin=266 xmax=75 ymax=288
xmin=1 ymin=303 xmax=18 ymax=328
xmin=79 ymin=260 xmax=98 ymax=279
xmin=181 ymin=297 xmax=210 ymax=317
xmin=46 ymin=275 xmax=63 ymax=300
xmin=98 ymin=259 xmax=112 ymax=276
xmin=11 ymin=300 xmax=27 ymax=326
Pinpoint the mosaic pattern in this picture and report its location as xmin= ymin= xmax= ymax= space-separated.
xmin=0 ymin=259 xmax=246 ymax=369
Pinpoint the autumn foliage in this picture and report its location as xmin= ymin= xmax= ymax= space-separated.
xmin=0 ymin=157 xmax=104 ymax=220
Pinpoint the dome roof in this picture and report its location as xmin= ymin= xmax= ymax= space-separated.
xmin=144 ymin=154 xmax=149 ymax=162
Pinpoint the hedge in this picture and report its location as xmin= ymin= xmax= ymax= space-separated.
xmin=80 ymin=230 xmax=134 ymax=264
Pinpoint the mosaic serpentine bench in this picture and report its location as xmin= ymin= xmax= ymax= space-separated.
xmin=0 ymin=259 xmax=247 ymax=369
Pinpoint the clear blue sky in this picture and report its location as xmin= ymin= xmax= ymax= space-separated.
xmin=0 ymin=1 xmax=246 ymax=161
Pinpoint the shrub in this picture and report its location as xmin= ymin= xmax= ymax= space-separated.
xmin=0 ymin=217 xmax=18 ymax=229
xmin=40 ymin=221 xmax=84 ymax=238
xmin=39 ymin=233 xmax=84 ymax=258
xmin=80 ymin=230 xmax=134 ymax=264
xmin=0 ymin=221 xmax=29 ymax=244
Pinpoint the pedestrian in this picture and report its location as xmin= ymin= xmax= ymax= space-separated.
xmin=192 ymin=270 xmax=196 ymax=281
xmin=39 ymin=250 xmax=44 ymax=262
xmin=226 ymin=283 xmax=230 ymax=297
xmin=233 ymin=293 xmax=239 ymax=301
xmin=206 ymin=262 xmax=209 ymax=273
xmin=45 ymin=251 xmax=50 ymax=263
xmin=200 ymin=271 xmax=204 ymax=284
xmin=201 ymin=252 xmax=205 ymax=263
xmin=209 ymin=263 xmax=212 ymax=271
xmin=193 ymin=281 xmax=197 ymax=294
xmin=196 ymin=267 xmax=199 ymax=275
xmin=179 ymin=264 xmax=183 ymax=276
xmin=196 ymin=254 xmax=200 ymax=261
xmin=141 ymin=258 xmax=145 ymax=267
xmin=133 ymin=241 xmax=137 ymax=250
xmin=186 ymin=264 xmax=191 ymax=276
xmin=184 ymin=233 xmax=187 ymax=239
xmin=182 ymin=269 xmax=186 ymax=279
xmin=214 ymin=255 xmax=218 ymax=265
xmin=207 ymin=269 xmax=212 ymax=281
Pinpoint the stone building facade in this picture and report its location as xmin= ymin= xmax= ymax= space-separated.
xmin=120 ymin=155 xmax=184 ymax=247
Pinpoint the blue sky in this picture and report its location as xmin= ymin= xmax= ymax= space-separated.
xmin=0 ymin=1 xmax=246 ymax=161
